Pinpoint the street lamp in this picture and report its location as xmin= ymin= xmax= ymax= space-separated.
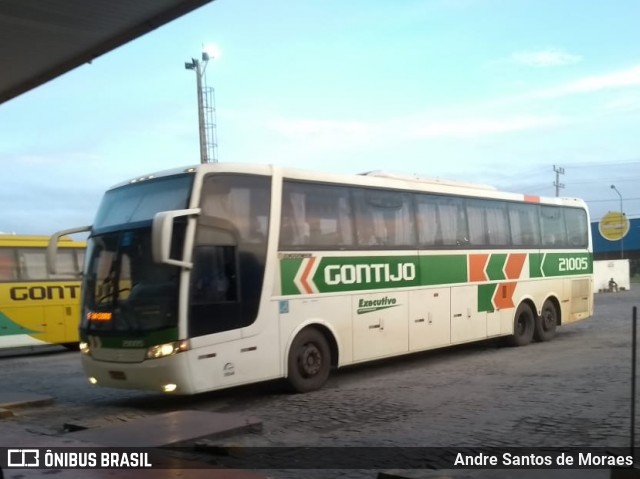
xmin=610 ymin=184 xmax=624 ymax=259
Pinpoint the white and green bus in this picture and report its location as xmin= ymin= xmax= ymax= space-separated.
xmin=49 ymin=164 xmax=593 ymax=395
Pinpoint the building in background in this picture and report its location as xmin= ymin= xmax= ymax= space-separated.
xmin=591 ymin=216 xmax=640 ymax=278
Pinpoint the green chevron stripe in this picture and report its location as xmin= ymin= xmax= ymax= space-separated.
xmin=486 ymin=254 xmax=507 ymax=281
xmin=280 ymin=257 xmax=305 ymax=295
xmin=529 ymin=253 xmax=543 ymax=278
xmin=478 ymin=284 xmax=497 ymax=312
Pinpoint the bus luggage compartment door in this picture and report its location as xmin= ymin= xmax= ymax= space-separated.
xmin=352 ymin=292 xmax=408 ymax=361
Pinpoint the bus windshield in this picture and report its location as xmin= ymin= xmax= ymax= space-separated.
xmin=93 ymin=174 xmax=193 ymax=232
xmin=82 ymin=226 xmax=184 ymax=333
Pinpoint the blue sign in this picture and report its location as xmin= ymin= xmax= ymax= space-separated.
xmin=592 ymin=217 xmax=640 ymax=255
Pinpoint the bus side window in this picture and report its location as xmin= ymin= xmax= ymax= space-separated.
xmin=540 ymin=206 xmax=567 ymax=248
xmin=415 ymin=196 xmax=438 ymax=247
xmin=356 ymin=218 xmax=381 ymax=246
xmin=564 ymin=207 xmax=588 ymax=248
xmin=17 ymin=249 xmax=48 ymax=280
xmin=508 ymin=203 xmax=540 ymax=247
xmin=191 ymin=245 xmax=237 ymax=303
xmin=51 ymin=249 xmax=82 ymax=279
xmin=353 ymin=188 xmax=414 ymax=248
xmin=280 ymin=192 xmax=309 ymax=246
xmin=0 ymin=249 xmax=17 ymax=281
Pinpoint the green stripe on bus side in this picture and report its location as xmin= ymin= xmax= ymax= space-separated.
xmin=0 ymin=310 xmax=39 ymax=335
xmin=419 ymin=255 xmax=467 ymax=286
xmin=312 ymin=256 xmax=422 ymax=293
xmin=280 ymin=254 xmax=467 ymax=295
xmin=280 ymin=251 xmax=592 ymax=295
xmin=529 ymin=252 xmax=593 ymax=278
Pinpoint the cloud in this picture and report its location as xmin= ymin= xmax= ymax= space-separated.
xmin=268 ymin=118 xmax=371 ymax=137
xmin=604 ymin=94 xmax=640 ymax=113
xmin=511 ymin=48 xmax=582 ymax=68
xmin=406 ymin=116 xmax=566 ymax=138
xmin=528 ymin=64 xmax=640 ymax=99
xmin=266 ymin=114 xmax=566 ymax=146
xmin=257 ymin=65 xmax=640 ymax=147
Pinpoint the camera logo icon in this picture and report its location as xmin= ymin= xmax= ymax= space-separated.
xmin=7 ymin=449 xmax=40 ymax=467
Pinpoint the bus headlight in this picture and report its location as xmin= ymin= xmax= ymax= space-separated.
xmin=79 ymin=341 xmax=91 ymax=356
xmin=145 ymin=340 xmax=189 ymax=360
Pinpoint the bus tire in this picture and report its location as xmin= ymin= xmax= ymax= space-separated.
xmin=534 ymin=300 xmax=558 ymax=342
xmin=287 ymin=327 xmax=331 ymax=393
xmin=507 ymin=303 xmax=535 ymax=347
xmin=62 ymin=342 xmax=80 ymax=351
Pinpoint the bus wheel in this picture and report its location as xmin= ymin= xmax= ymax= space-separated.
xmin=534 ymin=300 xmax=558 ymax=342
xmin=508 ymin=303 xmax=535 ymax=347
xmin=62 ymin=342 xmax=80 ymax=351
xmin=287 ymin=328 xmax=331 ymax=393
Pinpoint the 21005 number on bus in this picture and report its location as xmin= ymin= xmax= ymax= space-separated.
xmin=558 ymin=257 xmax=590 ymax=272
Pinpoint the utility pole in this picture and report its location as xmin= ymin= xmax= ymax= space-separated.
xmin=553 ymin=165 xmax=565 ymax=197
xmin=185 ymin=51 xmax=219 ymax=163
xmin=611 ymin=184 xmax=625 ymax=259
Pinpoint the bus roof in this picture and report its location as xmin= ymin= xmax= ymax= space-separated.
xmin=108 ymin=163 xmax=588 ymax=210
xmin=359 ymin=170 xmax=498 ymax=191
xmin=0 ymin=234 xmax=85 ymax=248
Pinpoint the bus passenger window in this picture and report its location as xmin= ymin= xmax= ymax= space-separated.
xmin=508 ymin=203 xmax=540 ymax=247
xmin=18 ymin=249 xmax=48 ymax=280
xmin=51 ymin=249 xmax=82 ymax=279
xmin=280 ymin=181 xmax=353 ymax=249
xmin=281 ymin=192 xmax=310 ymax=246
xmin=0 ymin=250 xmax=17 ymax=281
xmin=358 ymin=220 xmax=383 ymax=246
xmin=353 ymin=188 xmax=415 ymax=248
xmin=564 ymin=208 xmax=588 ymax=248
xmin=540 ymin=206 xmax=567 ymax=247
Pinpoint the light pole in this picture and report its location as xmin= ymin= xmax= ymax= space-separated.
xmin=610 ymin=184 xmax=624 ymax=259
xmin=185 ymin=52 xmax=211 ymax=164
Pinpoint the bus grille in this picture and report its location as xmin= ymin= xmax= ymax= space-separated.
xmin=91 ymin=348 xmax=146 ymax=363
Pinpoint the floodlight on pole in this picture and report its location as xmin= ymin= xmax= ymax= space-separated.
xmin=184 ymin=49 xmax=218 ymax=163
xmin=610 ymin=184 xmax=624 ymax=259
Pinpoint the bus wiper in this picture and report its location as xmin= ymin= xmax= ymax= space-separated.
xmin=97 ymin=287 xmax=131 ymax=305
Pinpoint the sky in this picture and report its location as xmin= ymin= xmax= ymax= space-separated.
xmin=1 ymin=0 xmax=640 ymax=235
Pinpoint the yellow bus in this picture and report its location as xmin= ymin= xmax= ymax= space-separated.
xmin=0 ymin=235 xmax=85 ymax=350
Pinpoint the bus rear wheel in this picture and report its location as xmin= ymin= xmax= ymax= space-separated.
xmin=534 ymin=300 xmax=558 ymax=342
xmin=287 ymin=328 xmax=331 ymax=393
xmin=507 ymin=303 xmax=535 ymax=347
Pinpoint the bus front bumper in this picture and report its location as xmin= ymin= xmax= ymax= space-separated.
xmin=80 ymin=351 xmax=196 ymax=395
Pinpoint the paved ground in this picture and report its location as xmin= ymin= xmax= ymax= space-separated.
xmin=0 ymin=287 xmax=638 ymax=479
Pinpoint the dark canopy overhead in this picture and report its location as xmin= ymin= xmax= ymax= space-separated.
xmin=0 ymin=0 xmax=214 ymax=104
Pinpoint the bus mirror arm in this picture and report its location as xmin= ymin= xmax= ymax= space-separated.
xmin=47 ymin=225 xmax=91 ymax=275
xmin=152 ymin=208 xmax=201 ymax=269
